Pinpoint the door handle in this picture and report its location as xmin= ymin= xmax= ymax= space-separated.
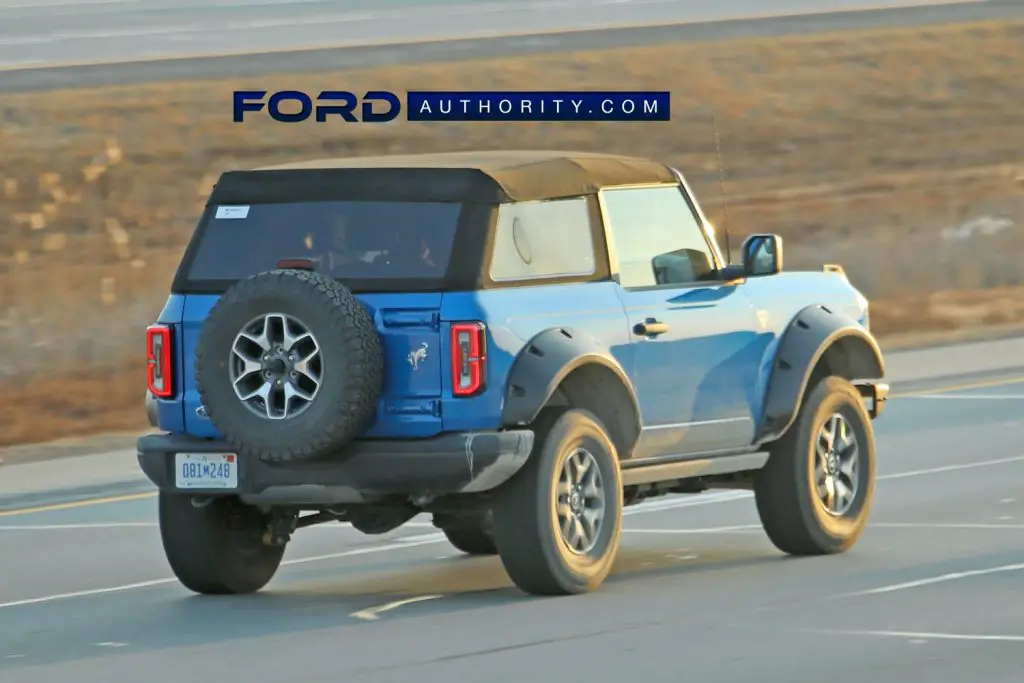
xmin=633 ymin=318 xmax=669 ymax=337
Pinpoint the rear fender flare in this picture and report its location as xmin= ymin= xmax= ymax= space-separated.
xmin=501 ymin=327 xmax=642 ymax=457
xmin=755 ymin=304 xmax=884 ymax=445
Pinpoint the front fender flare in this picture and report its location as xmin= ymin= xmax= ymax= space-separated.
xmin=501 ymin=327 xmax=639 ymax=429
xmin=755 ymin=304 xmax=885 ymax=445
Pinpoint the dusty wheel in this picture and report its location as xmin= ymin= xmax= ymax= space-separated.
xmin=754 ymin=375 xmax=876 ymax=555
xmin=195 ymin=269 xmax=383 ymax=463
xmin=491 ymin=408 xmax=623 ymax=596
xmin=159 ymin=492 xmax=285 ymax=595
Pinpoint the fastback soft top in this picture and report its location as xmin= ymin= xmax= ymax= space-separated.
xmin=207 ymin=150 xmax=678 ymax=205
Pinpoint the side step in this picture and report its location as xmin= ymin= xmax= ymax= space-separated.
xmin=621 ymin=452 xmax=769 ymax=487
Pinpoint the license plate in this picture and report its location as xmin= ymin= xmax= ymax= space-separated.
xmin=174 ymin=453 xmax=238 ymax=489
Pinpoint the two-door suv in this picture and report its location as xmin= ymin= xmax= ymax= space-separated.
xmin=138 ymin=150 xmax=888 ymax=596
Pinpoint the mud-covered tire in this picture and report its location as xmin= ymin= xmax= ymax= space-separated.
xmin=491 ymin=408 xmax=623 ymax=596
xmin=440 ymin=515 xmax=498 ymax=556
xmin=754 ymin=375 xmax=876 ymax=556
xmin=159 ymin=492 xmax=285 ymax=595
xmin=195 ymin=269 xmax=383 ymax=463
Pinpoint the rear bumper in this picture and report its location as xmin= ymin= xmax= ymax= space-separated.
xmin=136 ymin=429 xmax=534 ymax=505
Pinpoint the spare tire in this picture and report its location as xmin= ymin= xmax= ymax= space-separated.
xmin=195 ymin=269 xmax=383 ymax=463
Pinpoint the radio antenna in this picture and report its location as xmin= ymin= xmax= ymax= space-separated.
xmin=712 ymin=113 xmax=733 ymax=265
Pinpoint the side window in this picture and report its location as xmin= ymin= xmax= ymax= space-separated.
xmin=489 ymin=197 xmax=597 ymax=282
xmin=601 ymin=186 xmax=716 ymax=289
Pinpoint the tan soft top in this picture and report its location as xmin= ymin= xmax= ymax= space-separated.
xmin=247 ymin=150 xmax=677 ymax=202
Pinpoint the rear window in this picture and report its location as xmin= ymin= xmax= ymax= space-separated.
xmin=185 ymin=200 xmax=462 ymax=288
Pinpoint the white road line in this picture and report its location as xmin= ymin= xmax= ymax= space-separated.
xmin=624 ymin=490 xmax=753 ymax=514
xmin=0 ymin=522 xmax=157 ymax=530
xmin=900 ymin=394 xmax=1024 ymax=400
xmin=0 ymin=535 xmax=445 ymax=609
xmin=350 ymin=594 xmax=444 ymax=621
xmin=831 ymin=562 xmax=1024 ymax=599
xmin=877 ymin=455 xmax=1024 ymax=481
xmin=871 ymin=522 xmax=1024 ymax=530
xmin=626 ymin=521 xmax=1024 ymax=535
xmin=803 ymin=628 xmax=1024 ymax=643
xmin=625 ymin=525 xmax=761 ymax=534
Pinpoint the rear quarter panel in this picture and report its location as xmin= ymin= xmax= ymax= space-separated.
xmin=440 ymin=282 xmax=629 ymax=432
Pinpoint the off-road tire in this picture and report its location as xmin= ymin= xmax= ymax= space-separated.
xmin=491 ymin=408 xmax=623 ymax=596
xmin=754 ymin=375 xmax=876 ymax=555
xmin=159 ymin=492 xmax=285 ymax=595
xmin=440 ymin=515 xmax=498 ymax=556
xmin=195 ymin=269 xmax=383 ymax=463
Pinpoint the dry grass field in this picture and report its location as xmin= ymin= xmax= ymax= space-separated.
xmin=1 ymin=19 xmax=1022 ymax=447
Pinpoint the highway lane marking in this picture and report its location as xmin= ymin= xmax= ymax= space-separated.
xmin=617 ymin=521 xmax=1024 ymax=535
xmin=869 ymin=522 xmax=1024 ymax=530
xmin=0 ymin=534 xmax=446 ymax=610
xmin=900 ymin=394 xmax=1024 ymax=400
xmin=622 ymin=528 xmax=761 ymax=532
xmin=877 ymin=454 xmax=1024 ymax=481
xmin=350 ymin=594 xmax=444 ymax=621
xmin=831 ymin=561 xmax=1024 ymax=599
xmin=0 ymin=522 xmax=156 ymax=530
xmin=0 ymin=491 xmax=156 ymax=518
xmin=892 ymin=375 xmax=1024 ymax=398
xmin=801 ymin=628 xmax=1024 ymax=643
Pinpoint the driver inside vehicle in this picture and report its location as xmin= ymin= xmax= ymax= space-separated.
xmin=306 ymin=214 xmax=373 ymax=272
xmin=376 ymin=227 xmax=441 ymax=275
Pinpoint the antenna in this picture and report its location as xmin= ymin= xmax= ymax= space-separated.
xmin=711 ymin=113 xmax=733 ymax=265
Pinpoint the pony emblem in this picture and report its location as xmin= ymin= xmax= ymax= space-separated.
xmin=408 ymin=342 xmax=429 ymax=370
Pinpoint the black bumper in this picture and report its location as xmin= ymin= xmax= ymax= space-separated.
xmin=858 ymin=380 xmax=889 ymax=419
xmin=137 ymin=430 xmax=534 ymax=506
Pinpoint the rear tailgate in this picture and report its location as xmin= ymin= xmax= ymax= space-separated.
xmin=179 ymin=292 xmax=446 ymax=439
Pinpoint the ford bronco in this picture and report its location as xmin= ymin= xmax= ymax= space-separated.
xmin=137 ymin=150 xmax=888 ymax=597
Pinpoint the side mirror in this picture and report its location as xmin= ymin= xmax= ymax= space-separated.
xmin=741 ymin=233 xmax=783 ymax=276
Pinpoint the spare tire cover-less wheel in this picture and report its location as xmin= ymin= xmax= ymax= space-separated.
xmin=195 ymin=269 xmax=384 ymax=463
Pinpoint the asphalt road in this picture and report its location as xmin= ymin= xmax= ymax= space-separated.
xmin=1 ymin=363 xmax=1023 ymax=682
xmin=1 ymin=0 xmax=1023 ymax=91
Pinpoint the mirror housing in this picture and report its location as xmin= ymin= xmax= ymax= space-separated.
xmin=741 ymin=233 xmax=783 ymax=276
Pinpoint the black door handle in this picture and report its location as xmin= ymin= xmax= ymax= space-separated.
xmin=633 ymin=319 xmax=669 ymax=337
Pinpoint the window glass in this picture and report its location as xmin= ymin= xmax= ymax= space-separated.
xmin=187 ymin=200 xmax=461 ymax=286
xmin=489 ymin=197 xmax=596 ymax=281
xmin=601 ymin=186 xmax=716 ymax=288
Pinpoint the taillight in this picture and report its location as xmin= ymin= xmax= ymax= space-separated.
xmin=451 ymin=322 xmax=487 ymax=397
xmin=146 ymin=324 xmax=174 ymax=398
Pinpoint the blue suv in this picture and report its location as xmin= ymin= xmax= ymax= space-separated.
xmin=138 ymin=150 xmax=888 ymax=597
